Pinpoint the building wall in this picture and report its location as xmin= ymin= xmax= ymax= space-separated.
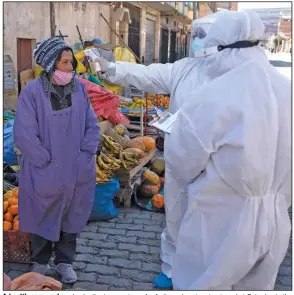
xmin=279 ymin=19 xmax=292 ymax=39
xmin=4 ymin=2 xmax=111 ymax=72
xmin=55 ymin=2 xmax=111 ymax=49
xmin=4 ymin=2 xmax=51 ymax=71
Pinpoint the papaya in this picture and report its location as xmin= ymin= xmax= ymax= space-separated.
xmin=126 ymin=138 xmax=145 ymax=151
xmin=142 ymin=169 xmax=160 ymax=185
xmin=134 ymin=136 xmax=155 ymax=152
xmin=152 ymin=194 xmax=164 ymax=208
xmin=139 ymin=181 xmax=160 ymax=199
xmin=124 ymin=148 xmax=145 ymax=159
xmin=151 ymin=157 xmax=165 ymax=176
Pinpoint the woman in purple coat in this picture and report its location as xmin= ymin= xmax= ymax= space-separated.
xmin=14 ymin=37 xmax=100 ymax=283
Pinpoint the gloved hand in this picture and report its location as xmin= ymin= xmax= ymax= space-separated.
xmin=93 ymin=57 xmax=116 ymax=76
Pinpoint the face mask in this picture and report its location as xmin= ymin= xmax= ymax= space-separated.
xmin=53 ymin=70 xmax=73 ymax=86
xmin=192 ymin=37 xmax=205 ymax=54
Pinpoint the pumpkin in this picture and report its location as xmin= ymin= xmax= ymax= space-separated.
xmin=139 ymin=181 xmax=161 ymax=199
xmin=8 ymin=205 xmax=18 ymax=216
xmin=126 ymin=138 xmax=145 ymax=152
xmin=4 ymin=212 xmax=13 ymax=222
xmin=142 ymin=169 xmax=160 ymax=185
xmin=152 ymin=194 xmax=164 ymax=208
xmin=124 ymin=148 xmax=145 ymax=159
xmin=3 ymin=201 xmax=9 ymax=213
xmin=135 ymin=136 xmax=156 ymax=152
xmin=3 ymin=221 xmax=12 ymax=231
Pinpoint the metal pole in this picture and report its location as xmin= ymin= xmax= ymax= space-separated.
xmin=193 ymin=2 xmax=198 ymax=20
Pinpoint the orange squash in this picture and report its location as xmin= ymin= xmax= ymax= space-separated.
xmin=142 ymin=169 xmax=160 ymax=185
xmin=8 ymin=205 xmax=18 ymax=216
xmin=3 ymin=221 xmax=12 ymax=231
xmin=152 ymin=194 xmax=164 ymax=208
xmin=4 ymin=212 xmax=13 ymax=222
xmin=3 ymin=201 xmax=9 ymax=213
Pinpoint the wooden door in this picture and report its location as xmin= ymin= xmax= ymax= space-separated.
xmin=17 ymin=38 xmax=34 ymax=93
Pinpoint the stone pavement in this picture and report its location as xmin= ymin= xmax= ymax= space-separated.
xmin=4 ymin=206 xmax=292 ymax=291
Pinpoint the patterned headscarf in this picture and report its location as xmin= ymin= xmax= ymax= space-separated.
xmin=33 ymin=37 xmax=77 ymax=73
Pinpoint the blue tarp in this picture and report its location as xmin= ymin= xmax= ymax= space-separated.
xmin=4 ymin=119 xmax=17 ymax=165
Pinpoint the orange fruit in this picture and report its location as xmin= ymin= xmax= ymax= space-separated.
xmin=7 ymin=205 xmax=18 ymax=216
xmin=7 ymin=198 xmax=13 ymax=206
xmin=13 ymin=220 xmax=19 ymax=231
xmin=3 ymin=221 xmax=12 ymax=231
xmin=4 ymin=212 xmax=13 ymax=222
xmin=4 ymin=191 xmax=13 ymax=201
xmin=3 ymin=201 xmax=9 ymax=213
xmin=13 ymin=215 xmax=19 ymax=222
xmin=10 ymin=199 xmax=18 ymax=206
xmin=12 ymin=188 xmax=18 ymax=199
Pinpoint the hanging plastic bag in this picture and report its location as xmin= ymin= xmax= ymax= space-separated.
xmin=4 ymin=120 xmax=17 ymax=165
xmin=78 ymin=78 xmax=129 ymax=125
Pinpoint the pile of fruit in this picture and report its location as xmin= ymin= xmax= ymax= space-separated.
xmin=139 ymin=157 xmax=165 ymax=209
xmin=3 ymin=188 xmax=19 ymax=231
xmin=148 ymin=94 xmax=170 ymax=110
xmin=96 ymin=124 xmax=156 ymax=183
xmin=120 ymin=97 xmax=154 ymax=109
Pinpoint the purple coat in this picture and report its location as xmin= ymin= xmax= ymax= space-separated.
xmin=13 ymin=77 xmax=100 ymax=241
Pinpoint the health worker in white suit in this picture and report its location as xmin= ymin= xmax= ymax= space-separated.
xmin=95 ymin=10 xmax=291 ymax=290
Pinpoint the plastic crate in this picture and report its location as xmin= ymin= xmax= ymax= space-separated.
xmin=89 ymin=177 xmax=120 ymax=221
xmin=4 ymin=231 xmax=32 ymax=263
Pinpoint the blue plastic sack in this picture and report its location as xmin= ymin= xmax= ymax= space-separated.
xmin=4 ymin=120 xmax=17 ymax=165
xmin=89 ymin=177 xmax=120 ymax=221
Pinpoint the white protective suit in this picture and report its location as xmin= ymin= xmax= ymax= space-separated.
xmin=102 ymin=29 xmax=211 ymax=279
xmin=165 ymin=11 xmax=291 ymax=290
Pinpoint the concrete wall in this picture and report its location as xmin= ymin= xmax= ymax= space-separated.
xmin=3 ymin=2 xmax=111 ymax=71
xmin=4 ymin=2 xmax=51 ymax=70
xmin=55 ymin=2 xmax=111 ymax=48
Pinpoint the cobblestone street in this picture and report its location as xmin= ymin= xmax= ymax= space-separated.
xmin=4 ymin=206 xmax=292 ymax=291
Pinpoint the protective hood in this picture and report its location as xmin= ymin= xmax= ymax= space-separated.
xmin=205 ymin=11 xmax=267 ymax=79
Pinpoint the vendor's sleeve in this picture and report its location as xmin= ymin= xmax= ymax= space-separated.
xmin=104 ymin=62 xmax=174 ymax=94
xmin=13 ymin=86 xmax=51 ymax=168
xmin=80 ymin=86 xmax=100 ymax=155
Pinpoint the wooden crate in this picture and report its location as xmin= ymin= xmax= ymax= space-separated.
xmin=115 ymin=149 xmax=155 ymax=207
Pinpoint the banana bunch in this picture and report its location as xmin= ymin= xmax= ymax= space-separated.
xmin=96 ymin=165 xmax=111 ymax=183
xmin=96 ymin=134 xmax=141 ymax=182
xmin=120 ymin=150 xmax=141 ymax=170
xmin=101 ymin=134 xmax=122 ymax=155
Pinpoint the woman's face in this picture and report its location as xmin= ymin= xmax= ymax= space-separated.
xmin=55 ymin=50 xmax=73 ymax=72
